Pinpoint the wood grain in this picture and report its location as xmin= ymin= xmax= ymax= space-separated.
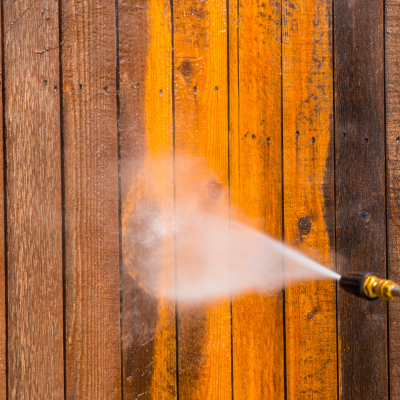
xmin=335 ymin=0 xmax=387 ymax=398
xmin=173 ymin=0 xmax=232 ymax=399
xmin=61 ymin=0 xmax=122 ymax=398
xmin=0 ymin=2 xmax=6 ymax=397
xmin=3 ymin=0 xmax=64 ymax=397
xmin=118 ymin=0 xmax=177 ymax=398
xmin=282 ymin=0 xmax=337 ymax=398
xmin=386 ymin=1 xmax=400 ymax=398
xmin=229 ymin=0 xmax=285 ymax=398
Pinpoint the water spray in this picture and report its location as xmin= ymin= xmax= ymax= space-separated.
xmin=123 ymin=156 xmax=400 ymax=303
xmin=339 ymin=272 xmax=400 ymax=300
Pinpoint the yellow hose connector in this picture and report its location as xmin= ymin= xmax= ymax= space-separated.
xmin=363 ymin=275 xmax=399 ymax=300
xmin=339 ymin=272 xmax=400 ymax=300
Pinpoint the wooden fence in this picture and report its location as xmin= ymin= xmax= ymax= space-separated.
xmin=0 ymin=0 xmax=396 ymax=398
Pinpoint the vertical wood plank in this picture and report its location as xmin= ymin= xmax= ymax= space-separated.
xmin=118 ymin=0 xmax=177 ymax=399
xmin=61 ymin=0 xmax=122 ymax=398
xmin=4 ymin=0 xmax=64 ymax=397
xmin=335 ymin=0 xmax=387 ymax=398
xmin=386 ymin=0 xmax=400 ymax=398
xmin=173 ymin=1 xmax=232 ymax=399
xmin=0 ymin=2 xmax=6 ymax=396
xmin=282 ymin=0 xmax=337 ymax=398
xmin=229 ymin=0 xmax=285 ymax=398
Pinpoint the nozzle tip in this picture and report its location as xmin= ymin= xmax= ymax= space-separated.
xmin=339 ymin=272 xmax=400 ymax=301
xmin=339 ymin=272 xmax=377 ymax=300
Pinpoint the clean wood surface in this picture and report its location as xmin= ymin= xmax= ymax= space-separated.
xmin=61 ymin=0 xmax=122 ymax=398
xmin=173 ymin=1 xmax=232 ymax=399
xmin=335 ymin=0 xmax=388 ymax=398
xmin=229 ymin=0 xmax=285 ymax=398
xmin=282 ymin=0 xmax=337 ymax=398
xmin=118 ymin=0 xmax=177 ymax=398
xmin=386 ymin=1 xmax=400 ymax=398
xmin=4 ymin=0 xmax=64 ymax=398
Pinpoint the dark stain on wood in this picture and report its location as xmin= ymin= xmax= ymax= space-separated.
xmin=121 ymin=274 xmax=157 ymax=397
xmin=298 ymin=216 xmax=312 ymax=236
xmin=335 ymin=0 xmax=388 ymax=398
xmin=385 ymin=0 xmax=400 ymax=397
xmin=179 ymin=60 xmax=195 ymax=81
xmin=118 ymin=0 xmax=153 ymax=397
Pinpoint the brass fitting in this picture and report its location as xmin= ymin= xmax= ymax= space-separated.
xmin=363 ymin=275 xmax=399 ymax=300
xmin=339 ymin=272 xmax=400 ymax=301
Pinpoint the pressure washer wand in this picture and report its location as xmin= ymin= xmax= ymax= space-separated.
xmin=339 ymin=272 xmax=400 ymax=301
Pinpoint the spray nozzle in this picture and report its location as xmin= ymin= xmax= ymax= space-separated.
xmin=339 ymin=272 xmax=400 ymax=301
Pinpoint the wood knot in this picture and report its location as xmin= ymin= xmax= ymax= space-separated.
xmin=208 ymin=181 xmax=222 ymax=199
xmin=307 ymin=308 xmax=319 ymax=319
xmin=298 ymin=216 xmax=312 ymax=236
xmin=179 ymin=60 xmax=194 ymax=80
xmin=359 ymin=209 xmax=370 ymax=222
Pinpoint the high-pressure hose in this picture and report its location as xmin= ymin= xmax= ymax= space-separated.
xmin=339 ymin=272 xmax=400 ymax=301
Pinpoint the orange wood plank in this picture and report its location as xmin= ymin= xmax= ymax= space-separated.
xmin=229 ymin=0 xmax=285 ymax=398
xmin=173 ymin=1 xmax=232 ymax=399
xmin=118 ymin=0 xmax=177 ymax=398
xmin=4 ymin=0 xmax=64 ymax=397
xmin=282 ymin=0 xmax=337 ymax=398
xmin=61 ymin=0 xmax=122 ymax=397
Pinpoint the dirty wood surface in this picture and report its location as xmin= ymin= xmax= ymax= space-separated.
xmin=335 ymin=0 xmax=388 ymax=399
xmin=386 ymin=1 xmax=400 ymax=399
xmin=229 ymin=0 xmax=285 ymax=399
xmin=118 ymin=0 xmax=177 ymax=398
xmin=0 ymin=0 xmax=396 ymax=399
xmin=3 ymin=0 xmax=65 ymax=398
xmin=0 ymin=1 xmax=6 ymax=397
xmin=61 ymin=0 xmax=122 ymax=398
xmin=282 ymin=0 xmax=337 ymax=398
